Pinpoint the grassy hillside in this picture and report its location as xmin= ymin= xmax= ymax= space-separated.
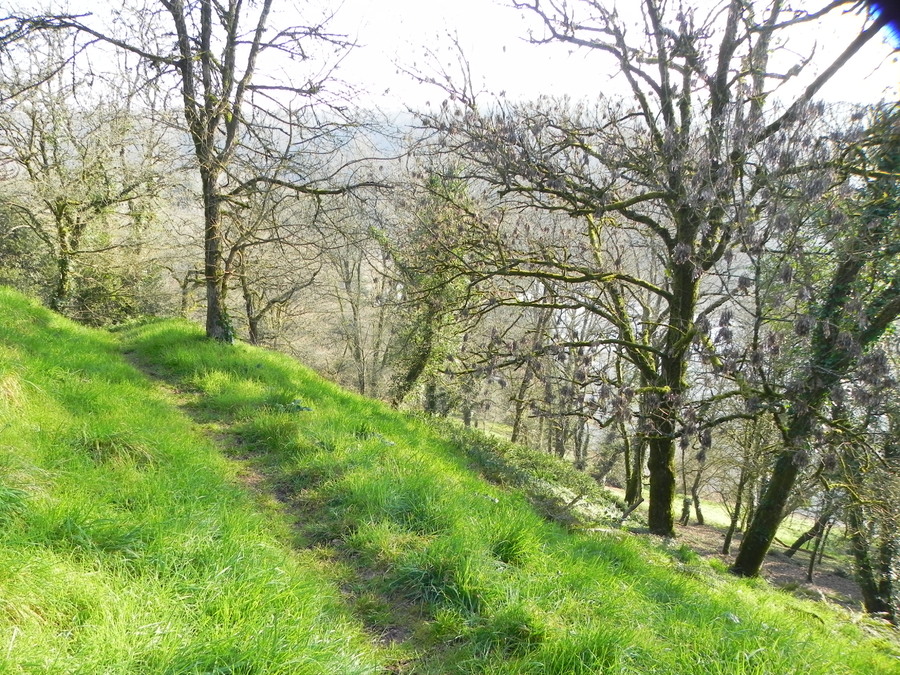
xmin=0 ymin=289 xmax=382 ymax=674
xmin=1 ymin=287 xmax=898 ymax=674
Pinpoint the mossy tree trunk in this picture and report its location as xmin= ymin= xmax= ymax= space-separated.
xmin=733 ymin=114 xmax=900 ymax=575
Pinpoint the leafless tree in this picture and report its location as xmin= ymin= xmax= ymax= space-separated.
xmin=0 ymin=30 xmax=172 ymax=320
xmin=2 ymin=1 xmax=382 ymax=339
xmin=415 ymin=0 xmax=888 ymax=536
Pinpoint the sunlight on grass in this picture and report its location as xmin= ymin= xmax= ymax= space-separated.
xmin=1 ymin=289 xmax=895 ymax=675
xmin=115 ymin=312 xmax=900 ymax=675
xmin=0 ymin=289 xmax=382 ymax=674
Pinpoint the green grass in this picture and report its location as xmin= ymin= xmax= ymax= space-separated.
xmin=1 ymin=287 xmax=897 ymax=674
xmin=0 ymin=289 xmax=382 ymax=674
xmin=117 ymin=314 xmax=899 ymax=674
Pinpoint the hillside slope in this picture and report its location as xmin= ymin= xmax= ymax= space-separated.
xmin=1 ymin=287 xmax=897 ymax=674
xmin=0 ymin=289 xmax=382 ymax=674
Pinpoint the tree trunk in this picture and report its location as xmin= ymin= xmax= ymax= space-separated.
xmin=679 ymin=441 xmax=691 ymax=526
xmin=390 ymin=322 xmax=435 ymax=407
xmin=202 ymin=176 xmax=233 ymax=342
xmin=51 ymin=219 xmax=82 ymax=314
xmin=553 ymin=420 xmax=566 ymax=459
xmin=722 ymin=470 xmax=746 ymax=555
xmin=510 ymin=368 xmax=533 ymax=443
xmin=50 ymin=253 xmax=72 ymax=312
xmin=647 ymin=432 xmax=676 ymax=536
xmin=624 ymin=431 xmax=645 ymax=506
xmin=622 ymin=426 xmax=633 ymax=496
xmin=847 ymin=503 xmax=895 ymax=620
xmin=644 ymin=251 xmax=697 ymax=537
xmin=423 ymin=380 xmax=438 ymax=414
xmin=592 ymin=446 xmax=623 ymax=486
xmin=785 ymin=501 xmax=834 ymax=558
xmin=180 ymin=272 xmax=197 ymax=318
xmin=691 ymin=476 xmax=705 ymax=526
xmin=679 ymin=497 xmax=691 ymax=526
xmin=574 ymin=422 xmax=588 ymax=471
xmin=741 ymin=476 xmax=757 ymax=533
xmin=877 ymin=528 xmax=898 ymax=624
xmin=806 ymin=519 xmax=828 ymax=582
xmin=731 ymin=447 xmax=800 ymax=576
xmin=240 ymin=274 xmax=261 ymax=345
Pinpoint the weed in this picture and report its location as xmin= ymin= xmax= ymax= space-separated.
xmin=672 ymin=542 xmax=701 ymax=565
xmin=0 ymin=484 xmax=27 ymax=524
xmin=709 ymin=557 xmax=729 ymax=573
xmin=325 ymin=471 xmax=458 ymax=536
xmin=72 ymin=427 xmax=157 ymax=467
xmin=535 ymin=623 xmax=623 ymax=675
xmin=426 ymin=606 xmax=471 ymax=645
xmin=488 ymin=513 xmax=540 ymax=566
xmin=46 ymin=512 xmax=148 ymax=560
xmin=392 ymin=539 xmax=489 ymax=613
xmin=0 ymin=371 xmax=24 ymax=409
xmin=273 ymin=398 xmax=313 ymax=413
xmin=474 ymin=602 xmax=547 ymax=656
xmin=240 ymin=411 xmax=301 ymax=452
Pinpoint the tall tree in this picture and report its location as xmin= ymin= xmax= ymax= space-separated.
xmin=388 ymin=172 xmax=475 ymax=408
xmin=420 ymin=0 xmax=887 ymax=535
xmin=732 ymin=104 xmax=900 ymax=576
xmin=4 ymin=1 xmax=374 ymax=340
xmin=0 ymin=31 xmax=170 ymax=320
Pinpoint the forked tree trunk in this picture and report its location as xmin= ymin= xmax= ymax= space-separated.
xmin=785 ymin=500 xmax=835 ymax=558
xmin=731 ymin=446 xmax=801 ymax=576
xmin=847 ymin=504 xmax=896 ymax=621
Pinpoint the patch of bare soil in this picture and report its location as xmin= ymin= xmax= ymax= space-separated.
xmin=673 ymin=523 xmax=862 ymax=609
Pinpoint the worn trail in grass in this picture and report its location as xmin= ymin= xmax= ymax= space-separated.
xmin=0 ymin=290 xmax=383 ymax=674
xmin=119 ymin=317 xmax=900 ymax=675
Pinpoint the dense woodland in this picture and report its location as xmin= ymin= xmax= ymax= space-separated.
xmin=0 ymin=0 xmax=898 ymax=624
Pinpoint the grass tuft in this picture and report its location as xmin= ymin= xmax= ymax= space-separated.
xmin=391 ymin=537 xmax=490 ymax=613
xmin=474 ymin=601 xmax=548 ymax=656
xmin=71 ymin=426 xmax=158 ymax=467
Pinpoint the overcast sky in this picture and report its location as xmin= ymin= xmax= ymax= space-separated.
xmin=326 ymin=0 xmax=899 ymax=109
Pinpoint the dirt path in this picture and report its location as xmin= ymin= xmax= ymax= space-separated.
xmin=122 ymin=349 xmax=419 ymax=667
xmin=671 ymin=523 xmax=863 ymax=609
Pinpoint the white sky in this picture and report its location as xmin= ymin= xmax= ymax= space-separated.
xmin=327 ymin=0 xmax=899 ymax=109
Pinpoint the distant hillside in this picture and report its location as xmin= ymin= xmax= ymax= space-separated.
xmin=0 ymin=286 xmax=897 ymax=674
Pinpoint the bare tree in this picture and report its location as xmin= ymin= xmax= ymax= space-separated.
xmin=4 ymin=1 xmax=381 ymax=340
xmin=0 ymin=31 xmax=171 ymax=319
xmin=417 ymin=0 xmax=887 ymax=535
